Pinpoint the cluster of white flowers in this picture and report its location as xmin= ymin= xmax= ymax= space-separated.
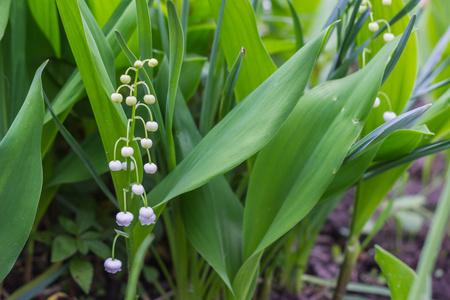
xmin=359 ymin=0 xmax=395 ymax=43
xmin=105 ymin=58 xmax=160 ymax=274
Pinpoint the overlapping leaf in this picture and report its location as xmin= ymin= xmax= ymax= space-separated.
xmin=0 ymin=62 xmax=47 ymax=282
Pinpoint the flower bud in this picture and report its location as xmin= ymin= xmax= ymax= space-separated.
xmin=104 ymin=258 xmax=122 ymax=274
xmin=144 ymin=163 xmax=157 ymax=174
xmin=121 ymin=147 xmax=134 ymax=157
xmin=121 ymin=161 xmax=135 ymax=171
xmin=126 ymin=96 xmax=137 ymax=106
xmin=111 ymin=93 xmax=123 ymax=103
xmin=132 ymin=184 xmax=145 ymax=195
xmin=368 ymin=22 xmax=379 ymax=32
xmin=109 ymin=160 xmax=122 ymax=171
xmin=382 ymin=0 xmax=392 ymax=5
xmin=373 ymin=97 xmax=381 ymax=108
xmin=145 ymin=121 xmax=158 ymax=132
xmin=383 ymin=111 xmax=397 ymax=122
xmin=116 ymin=211 xmax=134 ymax=227
xmin=144 ymin=94 xmax=156 ymax=104
xmin=383 ymin=33 xmax=395 ymax=42
xmin=139 ymin=206 xmax=154 ymax=218
xmin=120 ymin=75 xmax=131 ymax=84
xmin=148 ymin=58 xmax=158 ymax=67
xmin=358 ymin=5 xmax=367 ymax=13
xmin=134 ymin=60 xmax=144 ymax=68
xmin=140 ymin=138 xmax=153 ymax=149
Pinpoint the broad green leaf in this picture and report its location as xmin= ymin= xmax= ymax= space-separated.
xmin=48 ymin=132 xmax=108 ymax=186
xmin=361 ymin=0 xmax=418 ymax=136
xmin=144 ymin=25 xmax=333 ymax=210
xmin=56 ymin=0 xmax=141 ymax=210
xmin=0 ymin=62 xmax=47 ymax=282
xmin=0 ymin=0 xmax=12 ymax=41
xmin=136 ymin=0 xmax=153 ymax=63
xmin=51 ymin=235 xmax=78 ymax=262
xmin=86 ymin=240 xmax=110 ymax=259
xmin=85 ymin=0 xmax=121 ymax=29
xmin=243 ymin=37 xmax=400 ymax=259
xmin=375 ymin=246 xmax=416 ymax=300
xmin=179 ymin=56 xmax=207 ymax=101
xmin=208 ymin=0 xmax=277 ymax=101
xmin=374 ymin=125 xmax=433 ymax=161
xmin=77 ymin=239 xmax=89 ymax=255
xmin=27 ymin=0 xmax=61 ymax=57
xmin=59 ymin=217 xmax=78 ymax=235
xmin=69 ymin=256 xmax=94 ymax=294
xmin=181 ymin=178 xmax=244 ymax=294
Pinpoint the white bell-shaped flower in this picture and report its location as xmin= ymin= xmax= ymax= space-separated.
xmin=140 ymin=138 xmax=153 ymax=149
xmin=382 ymin=0 xmax=392 ymax=5
xmin=383 ymin=33 xmax=395 ymax=42
xmin=111 ymin=93 xmax=123 ymax=103
xmin=104 ymin=258 xmax=122 ymax=274
xmin=145 ymin=121 xmax=158 ymax=132
xmin=116 ymin=211 xmax=134 ymax=227
xmin=148 ymin=58 xmax=158 ymax=67
xmin=358 ymin=5 xmax=367 ymax=13
xmin=144 ymin=163 xmax=157 ymax=174
xmin=109 ymin=160 xmax=122 ymax=171
xmin=368 ymin=22 xmax=379 ymax=32
xmin=139 ymin=206 xmax=154 ymax=218
xmin=383 ymin=111 xmax=397 ymax=122
xmin=121 ymin=161 xmax=135 ymax=171
xmin=132 ymin=184 xmax=145 ymax=195
xmin=144 ymin=94 xmax=156 ymax=104
xmin=373 ymin=97 xmax=381 ymax=108
xmin=134 ymin=60 xmax=144 ymax=68
xmin=121 ymin=146 xmax=134 ymax=157
xmin=120 ymin=75 xmax=131 ymax=84
xmin=126 ymin=96 xmax=137 ymax=106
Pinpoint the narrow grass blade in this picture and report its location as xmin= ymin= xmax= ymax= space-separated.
xmin=411 ymin=78 xmax=450 ymax=100
xmin=44 ymin=93 xmax=118 ymax=208
xmin=323 ymin=0 xmax=349 ymax=29
xmin=364 ymin=139 xmax=450 ymax=180
xmin=0 ymin=61 xmax=47 ymax=282
xmin=199 ymin=0 xmax=226 ymax=135
xmin=125 ymin=234 xmax=154 ymax=300
xmin=382 ymin=15 xmax=416 ymax=84
xmin=166 ymin=1 xmax=184 ymax=170
xmin=415 ymin=25 xmax=450 ymax=87
xmin=287 ymin=0 xmax=303 ymax=50
xmin=345 ymin=104 xmax=431 ymax=163
xmin=219 ymin=48 xmax=245 ymax=121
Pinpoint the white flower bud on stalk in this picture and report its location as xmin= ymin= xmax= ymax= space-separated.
xmin=144 ymin=163 xmax=157 ymax=174
xmin=144 ymin=94 xmax=156 ymax=104
xmin=126 ymin=96 xmax=137 ymax=106
xmin=368 ymin=22 xmax=379 ymax=32
xmin=111 ymin=93 xmax=123 ymax=103
xmin=120 ymin=75 xmax=131 ymax=84
xmin=145 ymin=121 xmax=158 ymax=132
xmin=104 ymin=258 xmax=122 ymax=274
xmin=109 ymin=160 xmax=122 ymax=171
xmin=121 ymin=147 xmax=134 ymax=157
xmin=383 ymin=111 xmax=397 ymax=122
xmin=121 ymin=161 xmax=135 ymax=171
xmin=140 ymin=138 xmax=153 ymax=149
xmin=116 ymin=212 xmax=134 ymax=227
xmin=132 ymin=184 xmax=145 ymax=195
